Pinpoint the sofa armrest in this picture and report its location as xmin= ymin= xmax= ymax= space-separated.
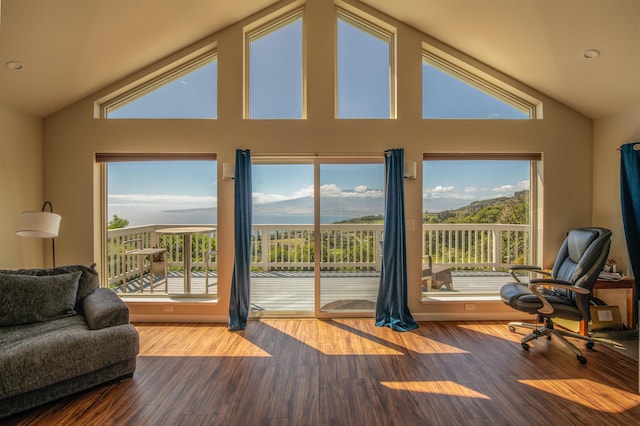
xmin=82 ymin=288 xmax=130 ymax=330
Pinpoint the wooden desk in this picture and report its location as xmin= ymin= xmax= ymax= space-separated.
xmin=580 ymin=277 xmax=636 ymax=335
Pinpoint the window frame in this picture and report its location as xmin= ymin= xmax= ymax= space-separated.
xmin=244 ymin=7 xmax=306 ymax=120
xmin=98 ymin=50 xmax=218 ymax=119
xmin=335 ymin=6 xmax=397 ymax=119
xmin=421 ymin=153 xmax=542 ymax=299
xmin=422 ymin=49 xmax=541 ymax=119
xmin=96 ymin=153 xmax=218 ymax=298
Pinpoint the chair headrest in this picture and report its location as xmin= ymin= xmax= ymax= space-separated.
xmin=567 ymin=229 xmax=599 ymax=263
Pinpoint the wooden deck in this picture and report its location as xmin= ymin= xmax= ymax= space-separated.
xmin=115 ymin=271 xmax=511 ymax=312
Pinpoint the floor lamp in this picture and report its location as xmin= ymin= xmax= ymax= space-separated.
xmin=16 ymin=201 xmax=62 ymax=267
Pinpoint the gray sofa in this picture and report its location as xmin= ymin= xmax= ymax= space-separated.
xmin=0 ymin=264 xmax=139 ymax=419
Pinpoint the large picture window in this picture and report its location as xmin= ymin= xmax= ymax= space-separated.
xmin=422 ymin=154 xmax=541 ymax=297
xmin=97 ymin=154 xmax=217 ymax=298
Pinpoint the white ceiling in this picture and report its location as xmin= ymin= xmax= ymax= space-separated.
xmin=0 ymin=0 xmax=638 ymax=119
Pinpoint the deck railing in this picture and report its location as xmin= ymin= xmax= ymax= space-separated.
xmin=106 ymin=223 xmax=529 ymax=289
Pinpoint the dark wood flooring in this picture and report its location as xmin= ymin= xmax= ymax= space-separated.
xmin=5 ymin=320 xmax=640 ymax=425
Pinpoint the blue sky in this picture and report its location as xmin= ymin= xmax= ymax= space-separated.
xmin=106 ymin=15 xmax=529 ymax=226
xmin=423 ymin=160 xmax=529 ymax=212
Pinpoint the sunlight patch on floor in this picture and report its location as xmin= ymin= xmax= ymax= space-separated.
xmin=264 ymin=319 xmax=404 ymax=355
xmin=381 ymin=381 xmax=490 ymax=399
xmin=332 ymin=320 xmax=469 ymax=355
xmin=519 ymin=379 xmax=640 ymax=413
xmin=456 ymin=323 xmax=521 ymax=342
xmin=136 ymin=324 xmax=272 ymax=357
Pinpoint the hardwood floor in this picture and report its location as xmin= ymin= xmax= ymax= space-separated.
xmin=6 ymin=320 xmax=640 ymax=425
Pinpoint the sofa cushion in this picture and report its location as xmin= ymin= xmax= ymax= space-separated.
xmin=0 ymin=315 xmax=139 ymax=399
xmin=83 ymin=288 xmax=130 ymax=330
xmin=0 ymin=272 xmax=81 ymax=326
xmin=0 ymin=264 xmax=99 ymax=310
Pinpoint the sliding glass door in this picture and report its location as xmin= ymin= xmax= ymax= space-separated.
xmin=249 ymin=159 xmax=384 ymax=316
xmin=318 ymin=163 xmax=384 ymax=313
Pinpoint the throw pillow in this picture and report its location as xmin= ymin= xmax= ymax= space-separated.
xmin=0 ymin=271 xmax=82 ymax=326
xmin=0 ymin=264 xmax=99 ymax=308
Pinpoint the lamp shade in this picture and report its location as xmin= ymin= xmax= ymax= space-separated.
xmin=16 ymin=211 xmax=61 ymax=238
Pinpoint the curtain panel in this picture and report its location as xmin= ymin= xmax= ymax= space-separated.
xmin=375 ymin=148 xmax=418 ymax=332
xmin=620 ymin=142 xmax=640 ymax=324
xmin=229 ymin=149 xmax=252 ymax=330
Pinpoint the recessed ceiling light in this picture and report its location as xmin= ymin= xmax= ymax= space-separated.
xmin=5 ymin=61 xmax=24 ymax=70
xmin=583 ymin=49 xmax=600 ymax=59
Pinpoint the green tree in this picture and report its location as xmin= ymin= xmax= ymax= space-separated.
xmin=108 ymin=214 xmax=129 ymax=229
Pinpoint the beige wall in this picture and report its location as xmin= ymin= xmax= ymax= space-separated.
xmin=0 ymin=104 xmax=44 ymax=268
xmin=42 ymin=0 xmax=595 ymax=321
xmin=593 ymin=102 xmax=640 ymax=276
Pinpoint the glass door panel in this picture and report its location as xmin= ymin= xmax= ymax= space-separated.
xmin=251 ymin=163 xmax=314 ymax=314
xmin=318 ymin=163 xmax=384 ymax=312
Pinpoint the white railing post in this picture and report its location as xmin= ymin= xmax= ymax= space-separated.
xmin=107 ymin=222 xmax=530 ymax=291
xmin=261 ymin=226 xmax=270 ymax=271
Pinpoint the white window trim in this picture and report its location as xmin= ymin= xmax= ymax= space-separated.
xmin=421 ymin=153 xmax=542 ymax=299
xmin=422 ymin=47 xmax=542 ymax=119
xmin=97 ymin=50 xmax=218 ymax=119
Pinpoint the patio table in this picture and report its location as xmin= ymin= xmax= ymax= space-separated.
xmin=157 ymin=226 xmax=216 ymax=292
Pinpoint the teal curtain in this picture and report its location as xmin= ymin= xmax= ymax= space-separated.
xmin=375 ymin=149 xmax=418 ymax=332
xmin=620 ymin=142 xmax=640 ymax=324
xmin=229 ymin=149 xmax=252 ymax=330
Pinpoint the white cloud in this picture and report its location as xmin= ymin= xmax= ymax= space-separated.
xmin=292 ymin=185 xmax=315 ymax=199
xmin=493 ymin=180 xmax=530 ymax=193
xmin=493 ymin=185 xmax=514 ymax=192
xmin=431 ymin=185 xmax=455 ymax=193
xmin=464 ymin=187 xmax=477 ymax=192
xmin=252 ymin=192 xmax=291 ymax=204
xmin=252 ymin=183 xmax=384 ymax=205
xmin=423 ymin=191 xmax=474 ymax=201
xmin=320 ymin=184 xmax=383 ymax=198
xmin=515 ymin=180 xmax=530 ymax=190
xmin=320 ymin=184 xmax=343 ymax=197
xmin=109 ymin=193 xmax=216 ymax=207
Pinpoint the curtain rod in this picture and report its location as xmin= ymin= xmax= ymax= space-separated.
xmin=251 ymin=152 xmax=385 ymax=159
xmin=618 ymin=143 xmax=640 ymax=151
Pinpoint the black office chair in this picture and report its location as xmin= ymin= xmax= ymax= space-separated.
xmin=500 ymin=227 xmax=611 ymax=364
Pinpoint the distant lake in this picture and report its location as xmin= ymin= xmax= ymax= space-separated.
xmin=109 ymin=206 xmax=360 ymax=226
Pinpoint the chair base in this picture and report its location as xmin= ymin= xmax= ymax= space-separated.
xmin=508 ymin=317 xmax=594 ymax=364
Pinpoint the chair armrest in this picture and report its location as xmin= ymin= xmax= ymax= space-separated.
xmin=82 ymin=288 xmax=130 ymax=330
xmin=508 ymin=265 xmax=551 ymax=282
xmin=528 ymin=279 xmax=590 ymax=315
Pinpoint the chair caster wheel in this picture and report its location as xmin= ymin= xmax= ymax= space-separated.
xmin=509 ymin=326 xmax=516 ymax=332
xmin=522 ymin=342 xmax=530 ymax=351
xmin=577 ymin=356 xmax=587 ymax=364
xmin=586 ymin=342 xmax=595 ymax=350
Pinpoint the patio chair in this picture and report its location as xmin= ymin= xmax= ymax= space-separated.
xmin=205 ymin=249 xmax=217 ymax=294
xmin=122 ymin=238 xmax=167 ymax=293
xmin=422 ymin=255 xmax=453 ymax=291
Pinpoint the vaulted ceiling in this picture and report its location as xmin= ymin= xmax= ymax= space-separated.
xmin=0 ymin=0 xmax=638 ymax=119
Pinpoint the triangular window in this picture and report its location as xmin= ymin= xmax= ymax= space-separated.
xmin=422 ymin=51 xmax=536 ymax=119
xmin=103 ymin=53 xmax=217 ymax=119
